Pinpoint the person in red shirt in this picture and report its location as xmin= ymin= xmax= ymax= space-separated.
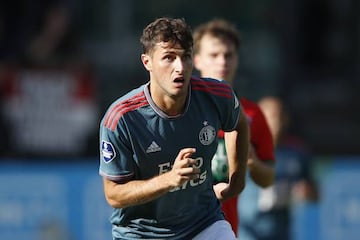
xmin=193 ymin=18 xmax=275 ymax=236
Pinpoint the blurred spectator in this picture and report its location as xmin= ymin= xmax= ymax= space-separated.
xmin=238 ymin=95 xmax=318 ymax=240
xmin=0 ymin=0 xmax=76 ymax=63
xmin=0 ymin=1 xmax=99 ymax=159
xmin=21 ymin=1 xmax=82 ymax=67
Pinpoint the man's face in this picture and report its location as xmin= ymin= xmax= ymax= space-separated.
xmin=194 ymin=34 xmax=238 ymax=85
xmin=142 ymin=41 xmax=193 ymax=99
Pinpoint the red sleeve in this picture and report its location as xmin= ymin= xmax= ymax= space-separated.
xmin=241 ymin=98 xmax=275 ymax=162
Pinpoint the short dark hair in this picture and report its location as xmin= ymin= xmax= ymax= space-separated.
xmin=193 ymin=19 xmax=241 ymax=54
xmin=140 ymin=17 xmax=193 ymax=54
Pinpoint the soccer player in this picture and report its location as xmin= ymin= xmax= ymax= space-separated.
xmin=193 ymin=18 xmax=275 ymax=236
xmin=99 ymin=17 xmax=249 ymax=239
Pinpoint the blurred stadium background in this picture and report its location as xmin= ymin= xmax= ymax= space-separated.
xmin=0 ymin=0 xmax=359 ymax=239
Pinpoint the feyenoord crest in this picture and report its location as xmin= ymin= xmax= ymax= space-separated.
xmin=199 ymin=121 xmax=216 ymax=145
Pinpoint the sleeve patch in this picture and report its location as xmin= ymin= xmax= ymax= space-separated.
xmin=101 ymin=140 xmax=116 ymax=163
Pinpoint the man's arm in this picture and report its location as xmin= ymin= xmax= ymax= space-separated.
xmin=103 ymin=148 xmax=200 ymax=208
xmin=213 ymin=111 xmax=249 ymax=201
xmin=247 ymin=103 xmax=275 ymax=188
xmin=247 ymin=146 xmax=274 ymax=188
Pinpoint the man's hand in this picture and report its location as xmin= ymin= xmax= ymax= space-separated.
xmin=213 ymin=182 xmax=229 ymax=202
xmin=165 ymin=148 xmax=200 ymax=188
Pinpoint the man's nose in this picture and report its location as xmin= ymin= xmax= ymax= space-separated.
xmin=218 ymin=55 xmax=227 ymax=65
xmin=174 ymin=57 xmax=185 ymax=72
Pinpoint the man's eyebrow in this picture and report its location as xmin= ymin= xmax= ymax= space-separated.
xmin=163 ymin=48 xmax=187 ymax=54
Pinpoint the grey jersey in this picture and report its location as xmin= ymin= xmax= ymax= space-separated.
xmin=99 ymin=77 xmax=241 ymax=239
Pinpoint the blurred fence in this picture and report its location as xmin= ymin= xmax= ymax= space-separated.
xmin=0 ymin=156 xmax=360 ymax=240
xmin=292 ymin=156 xmax=360 ymax=240
xmin=0 ymin=160 xmax=111 ymax=240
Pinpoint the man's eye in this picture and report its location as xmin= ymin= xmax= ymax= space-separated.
xmin=164 ymin=55 xmax=174 ymax=61
xmin=225 ymin=53 xmax=234 ymax=59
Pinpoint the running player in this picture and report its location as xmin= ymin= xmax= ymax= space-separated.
xmin=193 ymin=18 xmax=275 ymax=236
xmin=99 ymin=17 xmax=249 ymax=240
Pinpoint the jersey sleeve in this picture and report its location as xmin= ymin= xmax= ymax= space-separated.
xmin=99 ymin=116 xmax=135 ymax=183
xmin=191 ymin=77 xmax=240 ymax=132
xmin=250 ymin=104 xmax=275 ymax=162
xmin=220 ymin=88 xmax=241 ymax=132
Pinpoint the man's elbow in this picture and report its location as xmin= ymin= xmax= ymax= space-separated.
xmin=230 ymin=172 xmax=246 ymax=195
xmin=252 ymin=174 xmax=274 ymax=188
xmin=236 ymin=181 xmax=246 ymax=195
xmin=260 ymin=179 xmax=274 ymax=188
xmin=103 ymin=178 xmax=129 ymax=208
xmin=105 ymin=194 xmax=126 ymax=208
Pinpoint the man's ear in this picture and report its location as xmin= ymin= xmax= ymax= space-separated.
xmin=141 ymin=54 xmax=152 ymax=71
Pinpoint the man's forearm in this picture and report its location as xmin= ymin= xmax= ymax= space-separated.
xmin=248 ymin=158 xmax=274 ymax=188
xmin=103 ymin=174 xmax=173 ymax=208
xmin=224 ymin=113 xmax=249 ymax=197
xmin=103 ymin=148 xmax=201 ymax=208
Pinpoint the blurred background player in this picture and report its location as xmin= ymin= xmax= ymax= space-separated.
xmin=193 ymin=18 xmax=275 ymax=236
xmin=252 ymin=95 xmax=318 ymax=240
